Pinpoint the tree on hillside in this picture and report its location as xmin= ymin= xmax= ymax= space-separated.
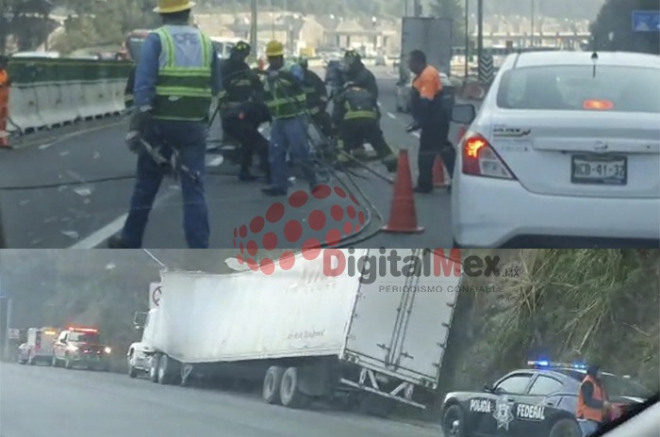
xmin=51 ymin=0 xmax=159 ymax=53
xmin=0 ymin=0 xmax=55 ymax=53
xmin=590 ymin=0 xmax=659 ymax=54
xmin=431 ymin=0 xmax=465 ymax=46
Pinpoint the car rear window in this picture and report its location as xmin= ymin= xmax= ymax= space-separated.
xmin=496 ymin=65 xmax=660 ymax=113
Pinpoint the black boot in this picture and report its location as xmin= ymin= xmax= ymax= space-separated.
xmin=107 ymin=235 xmax=131 ymax=248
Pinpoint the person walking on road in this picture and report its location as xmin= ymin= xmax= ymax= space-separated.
xmin=407 ymin=49 xmax=455 ymax=193
xmin=261 ymin=40 xmax=317 ymax=197
xmin=0 ymin=55 xmax=11 ymax=148
xmin=108 ymin=0 xmax=222 ymax=249
xmin=576 ymin=364 xmax=611 ymax=436
xmin=219 ymin=41 xmax=270 ymax=182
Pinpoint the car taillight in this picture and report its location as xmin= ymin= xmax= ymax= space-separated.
xmin=461 ymin=133 xmax=516 ymax=179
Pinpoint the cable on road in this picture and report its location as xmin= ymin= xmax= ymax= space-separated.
xmin=0 ymin=68 xmax=395 ymax=248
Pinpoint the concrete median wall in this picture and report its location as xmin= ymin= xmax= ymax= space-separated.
xmin=3 ymin=58 xmax=131 ymax=140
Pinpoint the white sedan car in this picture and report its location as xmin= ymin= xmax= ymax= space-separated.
xmin=450 ymin=51 xmax=660 ymax=248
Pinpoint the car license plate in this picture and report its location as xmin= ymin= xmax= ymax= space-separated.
xmin=571 ymin=155 xmax=627 ymax=185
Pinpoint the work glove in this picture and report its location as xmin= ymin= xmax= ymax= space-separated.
xmin=125 ymin=108 xmax=152 ymax=153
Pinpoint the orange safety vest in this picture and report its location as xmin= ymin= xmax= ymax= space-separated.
xmin=576 ymin=375 xmax=607 ymax=422
xmin=0 ymin=69 xmax=8 ymax=97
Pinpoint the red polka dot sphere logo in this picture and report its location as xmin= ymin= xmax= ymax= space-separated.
xmin=233 ymin=184 xmax=366 ymax=274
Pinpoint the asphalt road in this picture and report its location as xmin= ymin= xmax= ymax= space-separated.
xmin=0 ymin=66 xmax=472 ymax=249
xmin=0 ymin=362 xmax=441 ymax=437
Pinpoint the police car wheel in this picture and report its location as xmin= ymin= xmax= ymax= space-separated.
xmin=548 ymin=418 xmax=581 ymax=437
xmin=442 ymin=404 xmax=467 ymax=437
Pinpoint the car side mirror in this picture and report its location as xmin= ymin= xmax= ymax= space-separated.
xmin=452 ymin=103 xmax=477 ymax=125
xmin=483 ymin=383 xmax=494 ymax=392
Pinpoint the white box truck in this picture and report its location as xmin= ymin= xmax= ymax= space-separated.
xmin=127 ymin=249 xmax=461 ymax=415
xmin=395 ymin=17 xmax=454 ymax=113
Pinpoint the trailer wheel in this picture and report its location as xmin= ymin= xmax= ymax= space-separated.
xmin=149 ymin=354 xmax=160 ymax=383
xmin=279 ymin=367 xmax=311 ymax=409
xmin=263 ymin=366 xmax=285 ymax=405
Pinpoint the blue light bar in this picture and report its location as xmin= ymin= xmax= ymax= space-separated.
xmin=527 ymin=360 xmax=588 ymax=370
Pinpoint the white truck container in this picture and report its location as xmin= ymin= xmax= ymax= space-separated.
xmin=127 ymin=249 xmax=461 ymax=414
xmin=395 ymin=17 xmax=454 ymax=112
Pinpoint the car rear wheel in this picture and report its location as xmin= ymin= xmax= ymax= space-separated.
xmin=442 ymin=404 xmax=467 ymax=437
xmin=548 ymin=418 xmax=581 ymax=437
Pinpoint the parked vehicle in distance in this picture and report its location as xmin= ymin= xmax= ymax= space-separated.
xmin=52 ymin=326 xmax=112 ymax=371
xmin=17 ymin=327 xmax=59 ymax=365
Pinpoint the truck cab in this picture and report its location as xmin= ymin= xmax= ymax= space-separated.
xmin=17 ymin=327 xmax=59 ymax=365
xmin=51 ymin=327 xmax=111 ymax=371
xmin=127 ymin=309 xmax=161 ymax=379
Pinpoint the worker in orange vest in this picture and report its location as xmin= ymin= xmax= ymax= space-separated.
xmin=576 ymin=364 xmax=611 ymax=436
xmin=0 ymin=55 xmax=10 ymax=147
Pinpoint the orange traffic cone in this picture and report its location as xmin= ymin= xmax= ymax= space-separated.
xmin=0 ymin=107 xmax=9 ymax=149
xmin=433 ymin=156 xmax=447 ymax=188
xmin=0 ymin=130 xmax=8 ymax=148
xmin=381 ymin=149 xmax=424 ymax=234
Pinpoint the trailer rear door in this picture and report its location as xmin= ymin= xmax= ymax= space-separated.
xmin=340 ymin=249 xmax=460 ymax=388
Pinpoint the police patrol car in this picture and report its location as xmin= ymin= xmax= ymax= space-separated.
xmin=440 ymin=361 xmax=650 ymax=437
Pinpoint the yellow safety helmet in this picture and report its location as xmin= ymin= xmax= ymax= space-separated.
xmin=266 ymin=40 xmax=284 ymax=57
xmin=153 ymin=0 xmax=196 ymax=14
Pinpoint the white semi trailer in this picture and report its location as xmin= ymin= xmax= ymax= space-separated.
xmin=127 ymin=249 xmax=461 ymax=414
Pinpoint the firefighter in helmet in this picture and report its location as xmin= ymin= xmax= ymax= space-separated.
xmin=218 ymin=41 xmax=270 ymax=182
xmin=333 ymin=50 xmax=397 ymax=172
xmin=296 ymin=57 xmax=333 ymax=140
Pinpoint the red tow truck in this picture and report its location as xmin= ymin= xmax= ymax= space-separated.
xmin=51 ymin=326 xmax=112 ymax=371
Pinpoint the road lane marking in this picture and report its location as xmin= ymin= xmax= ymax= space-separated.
xmin=68 ymin=190 xmax=178 ymax=249
xmin=207 ymin=156 xmax=224 ymax=167
xmin=19 ymin=120 xmax=125 ymax=150
xmin=411 ymin=132 xmax=420 ymax=138
xmin=387 ymin=112 xmax=396 ymax=119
